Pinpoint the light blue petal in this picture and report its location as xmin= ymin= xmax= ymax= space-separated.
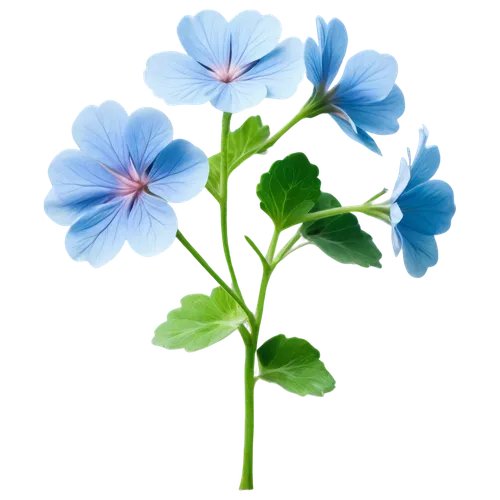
xmin=391 ymin=223 xmax=402 ymax=256
xmin=305 ymin=15 xmax=351 ymax=90
xmin=333 ymin=50 xmax=398 ymax=104
xmin=48 ymin=149 xmax=119 ymax=205
xmin=144 ymin=51 xmax=220 ymax=106
xmin=406 ymin=126 xmax=441 ymax=191
xmin=390 ymin=157 xmax=411 ymax=203
xmin=404 ymin=144 xmax=413 ymax=170
xmin=125 ymin=108 xmax=173 ymax=174
xmin=177 ymin=10 xmax=230 ymax=70
xmin=65 ymin=198 xmax=129 ymax=268
xmin=339 ymin=85 xmax=405 ymax=135
xmin=72 ymin=101 xmax=129 ymax=175
xmin=398 ymin=180 xmax=456 ymax=235
xmin=390 ymin=202 xmax=403 ymax=226
xmin=148 ymin=139 xmax=209 ymax=203
xmin=331 ymin=105 xmax=357 ymax=131
xmin=397 ymin=225 xmax=438 ymax=278
xmin=389 ymin=202 xmax=403 ymax=257
xmin=44 ymin=190 xmax=84 ymax=226
xmin=45 ymin=188 xmax=118 ymax=228
xmin=210 ymin=80 xmax=267 ymax=113
xmin=229 ymin=10 xmax=281 ymax=68
xmin=127 ymin=194 xmax=178 ymax=257
xmin=240 ymin=38 xmax=305 ymax=99
xmin=330 ymin=114 xmax=382 ymax=155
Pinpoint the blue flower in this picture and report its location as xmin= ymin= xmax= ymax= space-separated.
xmin=44 ymin=101 xmax=208 ymax=268
xmin=390 ymin=126 xmax=455 ymax=278
xmin=304 ymin=17 xmax=405 ymax=155
xmin=144 ymin=10 xmax=304 ymax=114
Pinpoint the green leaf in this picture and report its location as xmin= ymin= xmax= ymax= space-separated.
xmin=300 ymin=192 xmax=382 ymax=268
xmin=257 ymin=334 xmax=335 ymax=397
xmin=207 ymin=116 xmax=270 ymax=199
xmin=257 ymin=153 xmax=321 ymax=230
xmin=228 ymin=114 xmax=273 ymax=168
xmin=153 ymin=287 xmax=247 ymax=352
xmin=205 ymin=153 xmax=222 ymax=201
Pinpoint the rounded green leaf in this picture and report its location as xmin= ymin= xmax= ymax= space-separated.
xmin=300 ymin=192 xmax=382 ymax=268
xmin=257 ymin=334 xmax=335 ymax=397
xmin=257 ymin=153 xmax=321 ymax=230
xmin=153 ymin=287 xmax=247 ymax=352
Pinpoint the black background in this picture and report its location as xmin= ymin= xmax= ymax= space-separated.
xmin=34 ymin=0 xmax=466 ymax=498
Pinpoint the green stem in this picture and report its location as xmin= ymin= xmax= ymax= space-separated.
xmin=257 ymin=97 xmax=315 ymax=153
xmin=220 ymin=112 xmax=244 ymax=299
xmin=364 ymin=188 xmax=388 ymax=204
xmin=254 ymin=229 xmax=281 ymax=340
xmin=299 ymin=203 xmax=365 ymax=224
xmin=243 ymin=233 xmax=268 ymax=272
xmin=176 ymin=230 xmax=255 ymax=338
xmin=238 ymin=228 xmax=280 ymax=490
xmin=239 ymin=343 xmax=256 ymax=491
xmin=272 ymin=229 xmax=301 ymax=267
xmin=298 ymin=197 xmax=391 ymax=225
xmin=238 ymin=325 xmax=253 ymax=348
xmin=265 ymin=227 xmax=280 ymax=263
xmin=254 ymin=270 xmax=272 ymax=339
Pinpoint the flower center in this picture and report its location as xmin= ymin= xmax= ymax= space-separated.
xmin=213 ymin=65 xmax=241 ymax=83
xmin=111 ymin=161 xmax=150 ymax=197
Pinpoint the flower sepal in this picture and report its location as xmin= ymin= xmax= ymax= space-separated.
xmin=300 ymin=91 xmax=340 ymax=119
xmin=362 ymin=201 xmax=391 ymax=224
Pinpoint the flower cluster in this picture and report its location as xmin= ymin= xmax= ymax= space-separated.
xmin=45 ymin=10 xmax=454 ymax=278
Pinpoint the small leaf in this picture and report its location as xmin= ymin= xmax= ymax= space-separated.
xmin=205 ymin=153 xmax=222 ymax=201
xmin=153 ymin=287 xmax=247 ymax=352
xmin=257 ymin=334 xmax=335 ymax=397
xmin=300 ymin=192 xmax=382 ymax=268
xmin=228 ymin=114 xmax=272 ymax=170
xmin=207 ymin=116 xmax=270 ymax=199
xmin=257 ymin=153 xmax=321 ymax=230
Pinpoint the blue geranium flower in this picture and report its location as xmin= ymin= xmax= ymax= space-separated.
xmin=144 ymin=10 xmax=304 ymax=114
xmin=44 ymin=101 xmax=208 ymax=268
xmin=304 ymin=17 xmax=405 ymax=155
xmin=390 ymin=126 xmax=455 ymax=277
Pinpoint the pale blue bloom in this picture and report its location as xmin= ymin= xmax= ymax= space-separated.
xmin=304 ymin=17 xmax=404 ymax=155
xmin=144 ymin=10 xmax=304 ymax=114
xmin=44 ymin=101 xmax=208 ymax=268
xmin=390 ymin=126 xmax=455 ymax=278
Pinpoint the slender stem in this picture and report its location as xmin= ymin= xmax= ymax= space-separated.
xmin=254 ymin=229 xmax=280 ymax=339
xmin=220 ymin=112 xmax=244 ymax=299
xmin=294 ymin=204 xmax=374 ymax=224
xmin=265 ymin=227 xmax=280 ymax=263
xmin=257 ymin=98 xmax=314 ymax=153
xmin=364 ymin=188 xmax=388 ymax=204
xmin=176 ymin=230 xmax=255 ymax=337
xmin=244 ymin=235 xmax=270 ymax=271
xmin=238 ymin=229 xmax=281 ymax=491
xmin=238 ymin=325 xmax=253 ymax=348
xmin=272 ymin=229 xmax=301 ymax=267
xmin=255 ymin=267 xmax=273 ymax=339
xmin=239 ymin=343 xmax=256 ymax=490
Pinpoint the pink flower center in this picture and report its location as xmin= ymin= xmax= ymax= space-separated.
xmin=114 ymin=161 xmax=150 ymax=197
xmin=213 ymin=65 xmax=241 ymax=83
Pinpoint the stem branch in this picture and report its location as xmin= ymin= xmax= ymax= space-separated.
xmin=176 ymin=230 xmax=255 ymax=336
